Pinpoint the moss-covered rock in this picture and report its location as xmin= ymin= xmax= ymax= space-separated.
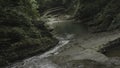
xmin=0 ymin=0 xmax=58 ymax=66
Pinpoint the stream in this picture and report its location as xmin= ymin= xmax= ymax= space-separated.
xmin=5 ymin=15 xmax=88 ymax=68
xmin=5 ymin=15 xmax=120 ymax=68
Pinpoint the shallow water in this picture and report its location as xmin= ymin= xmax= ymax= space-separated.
xmin=6 ymin=16 xmax=120 ymax=68
xmin=53 ymin=21 xmax=88 ymax=35
xmin=6 ymin=15 xmax=120 ymax=68
xmin=6 ymin=17 xmax=88 ymax=68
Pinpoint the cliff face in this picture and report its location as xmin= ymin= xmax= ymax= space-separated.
xmin=0 ymin=0 xmax=58 ymax=66
xmin=76 ymin=0 xmax=120 ymax=32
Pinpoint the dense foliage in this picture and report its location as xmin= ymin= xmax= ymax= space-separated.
xmin=74 ymin=0 xmax=120 ymax=32
xmin=0 ymin=0 xmax=58 ymax=66
xmin=1 ymin=0 xmax=120 ymax=67
xmin=38 ymin=0 xmax=120 ymax=32
xmin=37 ymin=0 xmax=74 ymax=14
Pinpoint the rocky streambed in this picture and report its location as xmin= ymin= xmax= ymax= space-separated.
xmin=5 ymin=15 xmax=120 ymax=68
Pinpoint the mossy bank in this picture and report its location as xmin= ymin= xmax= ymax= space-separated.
xmin=0 ymin=0 xmax=58 ymax=66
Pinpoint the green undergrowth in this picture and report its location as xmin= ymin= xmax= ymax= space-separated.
xmin=76 ymin=0 xmax=120 ymax=32
xmin=0 ymin=0 xmax=58 ymax=66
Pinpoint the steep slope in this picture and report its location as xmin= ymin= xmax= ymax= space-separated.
xmin=0 ymin=0 xmax=58 ymax=66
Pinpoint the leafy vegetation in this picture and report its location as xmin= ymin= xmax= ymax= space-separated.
xmin=74 ymin=0 xmax=120 ymax=32
xmin=0 ymin=0 xmax=58 ymax=66
xmin=38 ymin=0 xmax=120 ymax=32
xmin=1 ymin=0 xmax=120 ymax=67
